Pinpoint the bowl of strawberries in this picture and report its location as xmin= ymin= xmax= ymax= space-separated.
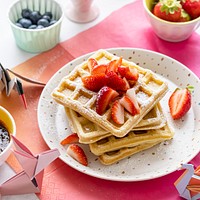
xmin=143 ymin=0 xmax=200 ymax=42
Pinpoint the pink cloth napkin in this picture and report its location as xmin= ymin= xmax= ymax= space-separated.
xmin=6 ymin=0 xmax=200 ymax=199
xmin=61 ymin=0 xmax=200 ymax=77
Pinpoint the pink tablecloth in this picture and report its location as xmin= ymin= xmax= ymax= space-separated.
xmin=4 ymin=0 xmax=200 ymax=199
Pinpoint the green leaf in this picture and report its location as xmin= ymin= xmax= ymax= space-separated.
xmin=160 ymin=0 xmax=182 ymax=14
xmin=187 ymin=85 xmax=194 ymax=93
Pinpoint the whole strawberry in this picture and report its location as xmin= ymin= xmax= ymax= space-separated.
xmin=178 ymin=9 xmax=191 ymax=22
xmin=181 ymin=0 xmax=200 ymax=19
xmin=168 ymin=87 xmax=192 ymax=120
xmin=153 ymin=0 xmax=182 ymax=22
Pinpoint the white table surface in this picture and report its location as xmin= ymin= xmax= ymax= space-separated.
xmin=0 ymin=0 xmax=134 ymax=70
xmin=0 ymin=0 xmax=133 ymax=199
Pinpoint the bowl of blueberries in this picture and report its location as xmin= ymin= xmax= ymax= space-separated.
xmin=8 ymin=0 xmax=64 ymax=53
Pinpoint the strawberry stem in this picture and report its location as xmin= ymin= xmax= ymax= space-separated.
xmin=160 ymin=0 xmax=182 ymax=14
xmin=187 ymin=85 xmax=194 ymax=93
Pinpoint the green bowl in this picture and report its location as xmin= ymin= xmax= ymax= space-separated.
xmin=8 ymin=0 xmax=64 ymax=53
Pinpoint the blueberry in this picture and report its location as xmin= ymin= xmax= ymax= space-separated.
xmin=29 ymin=11 xmax=42 ymax=24
xmin=36 ymin=25 xmax=44 ymax=29
xmin=28 ymin=24 xmax=37 ymax=29
xmin=42 ymin=15 xmax=51 ymax=22
xmin=21 ymin=8 xmax=31 ymax=19
xmin=15 ymin=22 xmax=23 ymax=28
xmin=18 ymin=18 xmax=32 ymax=28
xmin=37 ymin=18 xmax=49 ymax=27
xmin=43 ymin=11 xmax=53 ymax=19
xmin=49 ymin=20 xmax=57 ymax=26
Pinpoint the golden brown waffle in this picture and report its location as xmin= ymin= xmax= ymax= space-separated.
xmin=89 ymin=122 xmax=174 ymax=156
xmin=65 ymin=103 xmax=167 ymax=144
xmin=52 ymin=49 xmax=168 ymax=137
xmin=99 ymin=141 xmax=162 ymax=165
xmin=91 ymin=123 xmax=174 ymax=165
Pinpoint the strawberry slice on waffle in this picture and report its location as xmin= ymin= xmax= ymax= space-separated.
xmin=96 ymin=86 xmax=119 ymax=115
xmin=111 ymin=100 xmax=125 ymax=125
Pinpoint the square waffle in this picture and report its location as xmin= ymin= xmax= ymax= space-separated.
xmin=65 ymin=103 xmax=167 ymax=144
xmin=99 ymin=141 xmax=163 ymax=165
xmin=89 ymin=122 xmax=174 ymax=156
xmin=91 ymin=123 xmax=174 ymax=165
xmin=52 ymin=49 xmax=168 ymax=137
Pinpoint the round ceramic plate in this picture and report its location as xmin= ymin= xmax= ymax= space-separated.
xmin=37 ymin=48 xmax=200 ymax=182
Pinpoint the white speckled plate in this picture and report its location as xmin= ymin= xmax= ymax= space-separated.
xmin=37 ymin=48 xmax=200 ymax=182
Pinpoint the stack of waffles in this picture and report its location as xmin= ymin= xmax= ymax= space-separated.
xmin=52 ymin=49 xmax=174 ymax=165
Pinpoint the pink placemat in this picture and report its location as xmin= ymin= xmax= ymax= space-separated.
xmin=61 ymin=1 xmax=200 ymax=77
xmin=3 ymin=0 xmax=200 ymax=199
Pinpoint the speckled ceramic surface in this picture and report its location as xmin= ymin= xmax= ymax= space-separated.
xmin=37 ymin=48 xmax=200 ymax=182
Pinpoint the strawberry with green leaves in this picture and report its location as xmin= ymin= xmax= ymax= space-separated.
xmin=153 ymin=0 xmax=182 ymax=22
xmin=168 ymin=86 xmax=193 ymax=120
xmin=178 ymin=9 xmax=191 ymax=22
xmin=181 ymin=0 xmax=200 ymax=19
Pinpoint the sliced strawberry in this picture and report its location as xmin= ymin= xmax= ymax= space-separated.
xmin=106 ymin=57 xmax=122 ymax=73
xmin=111 ymin=100 xmax=124 ymax=124
xmin=96 ymin=86 xmax=119 ymax=115
xmin=123 ymin=77 xmax=130 ymax=90
xmin=129 ymin=80 xmax=137 ymax=87
xmin=119 ymin=95 xmax=139 ymax=116
xmin=67 ymin=144 xmax=88 ymax=166
xmin=126 ymin=88 xmax=140 ymax=114
xmin=105 ymin=71 xmax=129 ymax=91
xmin=60 ymin=133 xmax=79 ymax=146
xmin=118 ymin=66 xmax=139 ymax=81
xmin=82 ymin=73 xmax=106 ymax=92
xmin=168 ymin=88 xmax=191 ymax=120
xmin=91 ymin=64 xmax=107 ymax=75
xmin=118 ymin=66 xmax=127 ymax=77
xmin=87 ymin=58 xmax=98 ymax=72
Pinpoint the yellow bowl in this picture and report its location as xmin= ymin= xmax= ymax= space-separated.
xmin=143 ymin=0 xmax=200 ymax=42
xmin=8 ymin=0 xmax=64 ymax=53
xmin=0 ymin=106 xmax=16 ymax=165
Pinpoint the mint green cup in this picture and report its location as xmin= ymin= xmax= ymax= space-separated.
xmin=8 ymin=0 xmax=64 ymax=53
